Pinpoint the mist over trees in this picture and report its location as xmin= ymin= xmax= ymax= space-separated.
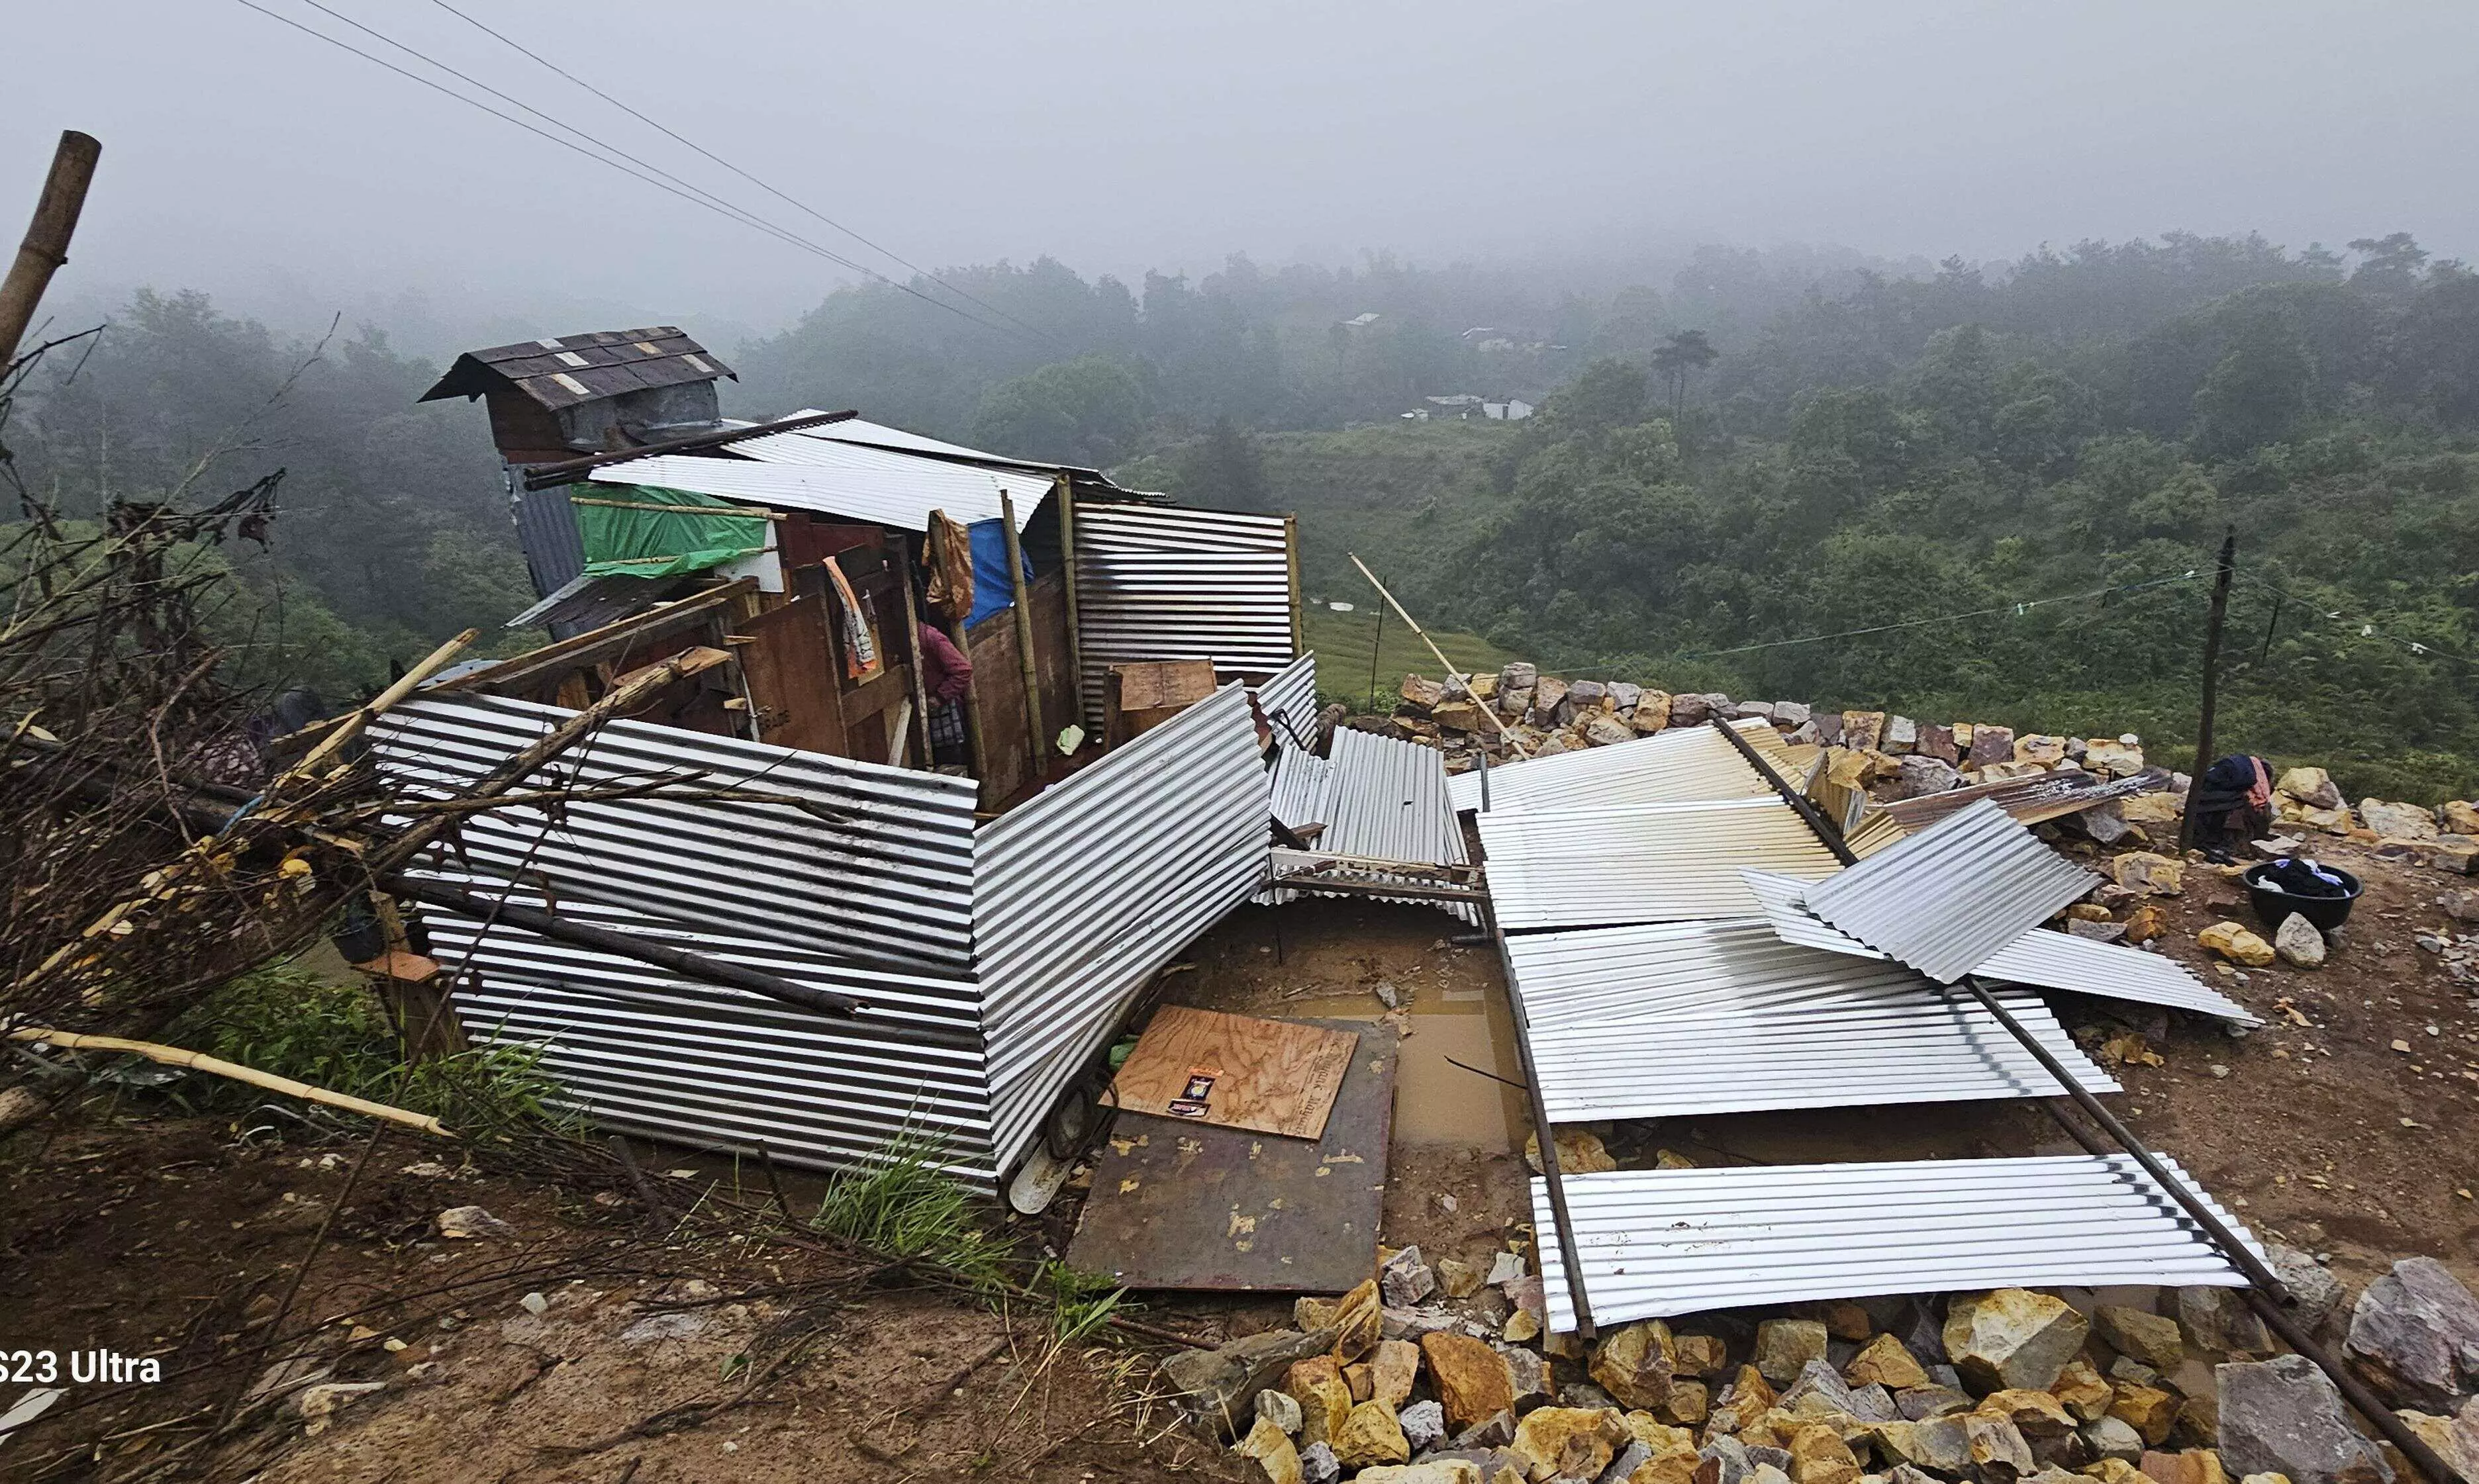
xmin=9 ymin=230 xmax=2475 ymax=794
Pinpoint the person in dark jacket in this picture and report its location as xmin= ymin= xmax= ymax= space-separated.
xmin=918 ymin=621 xmax=973 ymax=768
xmin=2192 ymin=753 xmax=2272 ymax=862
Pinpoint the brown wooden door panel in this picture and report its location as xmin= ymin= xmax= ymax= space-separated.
xmin=738 ymin=597 xmax=845 ymax=755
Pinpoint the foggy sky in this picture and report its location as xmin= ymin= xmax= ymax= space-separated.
xmin=13 ymin=0 xmax=2478 ymax=349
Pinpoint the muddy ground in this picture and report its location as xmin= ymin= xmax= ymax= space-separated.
xmin=5 ymin=841 xmax=2476 ymax=1481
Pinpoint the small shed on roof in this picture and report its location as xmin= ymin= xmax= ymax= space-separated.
xmin=420 ymin=327 xmax=736 ymax=463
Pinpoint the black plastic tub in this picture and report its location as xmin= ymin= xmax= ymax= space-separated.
xmin=2241 ymin=860 xmax=2362 ymax=933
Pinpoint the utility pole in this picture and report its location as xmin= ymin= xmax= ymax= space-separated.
xmin=0 ymin=131 xmax=103 ymax=366
xmin=2178 ymin=527 xmax=2237 ymax=855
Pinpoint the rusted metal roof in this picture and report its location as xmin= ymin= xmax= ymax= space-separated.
xmin=419 ymin=327 xmax=734 ymax=409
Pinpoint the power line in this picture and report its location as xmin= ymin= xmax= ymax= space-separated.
xmin=420 ymin=0 xmax=1062 ymax=348
xmin=2227 ymin=566 xmax=2478 ymax=667
xmin=1675 ymin=570 xmax=2202 ymax=661
xmin=229 ymin=0 xmax=1049 ymax=349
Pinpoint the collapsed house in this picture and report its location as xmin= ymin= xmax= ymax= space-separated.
xmin=382 ymin=327 xmax=1396 ymax=1189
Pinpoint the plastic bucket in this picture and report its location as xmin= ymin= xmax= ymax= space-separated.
xmin=2241 ymin=860 xmax=2362 ymax=934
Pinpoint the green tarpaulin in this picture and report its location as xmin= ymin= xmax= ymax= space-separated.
xmin=572 ymin=483 xmax=770 ymax=579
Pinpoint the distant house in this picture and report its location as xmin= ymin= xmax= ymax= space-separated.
xmin=1341 ymin=311 xmax=1383 ymax=329
xmin=1483 ymin=398 xmax=1535 ymax=421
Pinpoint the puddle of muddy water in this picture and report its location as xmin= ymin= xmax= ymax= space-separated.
xmin=1271 ymin=982 xmax=1530 ymax=1153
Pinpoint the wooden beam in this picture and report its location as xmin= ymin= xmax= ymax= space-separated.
xmin=435 ymin=579 xmax=754 ymax=694
xmin=0 ymin=131 xmax=102 ymax=365
xmin=518 ymin=409 xmax=859 ymax=490
xmin=998 ymin=490 xmax=1046 ymax=779
xmin=7 ymin=1027 xmax=452 ymax=1137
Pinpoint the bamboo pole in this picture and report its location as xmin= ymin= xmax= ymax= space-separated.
xmin=998 ymin=490 xmax=1046 ymax=780
xmin=293 ymin=628 xmax=478 ymax=778
xmin=1 ymin=131 xmax=102 ymax=365
xmin=897 ymin=534 xmax=934 ymax=768
xmin=1346 ymin=551 xmax=1530 ymax=759
xmin=7 ymin=1027 xmax=452 ymax=1137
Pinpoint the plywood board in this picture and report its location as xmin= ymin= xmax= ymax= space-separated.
xmin=1112 ymin=659 xmax=1218 ymax=712
xmin=1067 ymin=1019 xmax=1396 ymax=1293
xmin=1108 ymin=1006 xmax=1355 ymax=1141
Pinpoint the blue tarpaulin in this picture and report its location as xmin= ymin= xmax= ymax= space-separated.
xmin=965 ymin=518 xmax=1032 ymax=627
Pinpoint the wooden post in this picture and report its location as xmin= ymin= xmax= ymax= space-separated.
xmin=1056 ymin=474 xmax=1086 ymax=734
xmin=2178 ymin=527 xmax=2237 ymax=855
xmin=1347 ymin=551 xmax=1531 ymax=759
xmin=897 ymin=533 xmax=935 ymax=768
xmin=1283 ymin=512 xmax=1304 ymax=657
xmin=1 ymin=131 xmax=101 ymax=365
xmin=998 ymin=490 xmax=1046 ymax=780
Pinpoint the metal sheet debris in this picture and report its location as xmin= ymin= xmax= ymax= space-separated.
xmin=1530 ymin=1154 xmax=2264 ymax=1331
xmin=1801 ymin=798 xmax=2096 ymax=983
xmin=1447 ymin=716 xmax=1784 ymax=814
xmin=1506 ymin=920 xmax=2115 ymax=1121
xmin=584 ymin=447 xmax=1046 ymax=532
xmin=1478 ymin=796 xmax=1843 ymax=929
xmin=1878 ymin=766 xmax=2159 ymax=831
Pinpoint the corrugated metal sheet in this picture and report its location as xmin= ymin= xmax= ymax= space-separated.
xmin=771 ymin=409 xmax=1102 ymax=476
xmin=1269 ymin=745 xmax=1332 ymax=831
xmin=973 ymin=684 xmax=1273 ymax=1174
xmin=1478 ymin=797 xmax=1843 ymax=930
xmin=1447 ymin=718 xmax=1783 ymax=813
xmin=1531 ymin=1154 xmax=2264 ymax=1332
xmin=503 ymin=571 xmax=678 ymax=631
xmin=1802 ymin=798 xmax=2096 ymax=983
xmin=370 ymin=693 xmax=981 ymax=971
xmin=414 ymin=880 xmax=1002 ymax=1185
xmin=1072 ymin=501 xmax=1296 ymax=729
xmin=585 ymin=447 xmax=1046 ymax=532
xmin=1249 ymin=652 xmax=1320 ymax=744
xmin=513 ymin=484 xmax=589 ymax=602
xmin=1741 ymin=869 xmax=2260 ymax=1025
xmin=1323 ymin=725 xmax=1466 ymax=866
xmin=1844 ymin=810 xmax=1908 ymax=858
xmin=1508 ymin=919 xmax=2115 ymax=1121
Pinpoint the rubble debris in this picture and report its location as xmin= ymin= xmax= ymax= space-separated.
xmin=2095 ymin=1305 xmax=2187 ymax=1369
xmin=2217 ymin=1355 xmax=2395 ymax=1484
xmin=2274 ymin=915 xmax=2328 ymax=968
xmin=1755 ymin=1319 xmax=1831 ymax=1385
xmin=2342 ymin=1256 xmax=2479 ymax=1411
xmin=1164 ymin=1327 xmax=1338 ymax=1436
xmin=1945 ymin=1289 xmax=2090 ymax=1392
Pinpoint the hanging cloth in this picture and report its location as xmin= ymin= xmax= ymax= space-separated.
xmin=823 ymin=555 xmax=883 ymax=682
xmin=963 ymin=518 xmax=1032 ymax=629
xmin=922 ymin=510 xmax=977 ymax=623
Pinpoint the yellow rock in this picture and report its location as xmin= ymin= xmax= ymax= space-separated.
xmin=1978 ymin=1388 xmax=2077 ymax=1436
xmin=1330 ymin=1277 xmax=1381 ymax=1362
xmin=1845 ymin=1333 xmax=1929 ymax=1391
xmin=1285 ymin=1356 xmax=1353 ymax=1450
xmin=2111 ymin=852 xmax=2185 ymax=896
xmin=1592 ymin=1321 xmax=1680 ymax=1409
xmin=2198 ymin=921 xmax=2276 ymax=968
xmin=1422 ymin=1330 xmax=1516 ymax=1434
xmin=2110 ymin=1381 xmax=2182 ymax=1446
xmin=1789 ymin=1422 xmax=1865 ymax=1484
xmin=1509 ymin=1407 xmax=1632 ymax=1481
xmin=1368 ymin=1338 xmax=1420 ymax=1408
xmin=2123 ymin=794 xmax=2183 ymax=826
xmin=2123 ymin=905 xmax=2170 ymax=944
xmin=1502 ymin=1308 xmax=1541 ymax=1343
xmin=1632 ymin=692 xmax=1673 ymax=734
xmin=1673 ymin=1332 xmax=1729 ymax=1377
xmin=2085 ymin=739 xmax=2147 ymax=778
xmin=1658 ymin=1378 xmax=1709 ymax=1426
xmin=1842 ymin=711 xmax=1887 ymax=751
xmin=1655 ymin=1147 xmax=1700 ymax=1170
xmin=1629 ymin=1445 xmax=1704 ymax=1484
xmin=2053 ymin=1358 xmax=2115 ymax=1422
xmin=2083 ymin=1460 xmax=2160 ymax=1484
xmin=1524 ymin=1129 xmax=1618 ymax=1175
xmin=1236 ymin=1415 xmax=1304 ymax=1484
xmin=1343 ymin=1362 xmax=1375 ymax=1403
xmin=2016 ymin=734 xmax=2069 ymax=766
xmin=1623 ymin=1414 xmax=1696 ymax=1452
xmin=2445 ymin=801 xmax=2479 ymax=835
xmin=1332 ymin=1399 xmax=1411 ymax=1468
xmin=2070 ymin=902 xmax=2116 ymax=921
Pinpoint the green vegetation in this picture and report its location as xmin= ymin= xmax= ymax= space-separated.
xmin=808 ymin=1127 xmax=1004 ymax=1286
xmin=1300 ymin=602 xmax=1510 ymax=712
xmin=159 ymin=964 xmax=575 ymax=1141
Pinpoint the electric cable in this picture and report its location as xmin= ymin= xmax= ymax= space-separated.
xmin=1673 ymin=569 xmax=2202 ymax=661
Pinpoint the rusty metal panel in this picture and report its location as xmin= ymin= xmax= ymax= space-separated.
xmin=1071 ymin=500 xmax=1296 ymax=729
xmin=1066 ymin=1019 xmax=1395 ymax=1292
xmin=369 ymin=692 xmax=979 ymax=971
xmin=974 ymin=684 xmax=1274 ymax=1175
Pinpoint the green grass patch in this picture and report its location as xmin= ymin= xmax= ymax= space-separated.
xmin=1301 ymin=602 xmax=1512 ymax=711
xmin=809 ymin=1127 xmax=1004 ymax=1287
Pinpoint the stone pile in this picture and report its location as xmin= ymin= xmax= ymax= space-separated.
xmin=1167 ymin=1239 xmax=2479 ymax=1484
xmin=1381 ymin=669 xmax=2479 ymax=877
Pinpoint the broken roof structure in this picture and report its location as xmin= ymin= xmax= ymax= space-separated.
xmin=1466 ymin=717 xmax=2269 ymax=1335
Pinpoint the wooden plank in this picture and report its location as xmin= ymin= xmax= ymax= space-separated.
xmin=1107 ymin=1007 xmax=1355 ymax=1142
xmin=1113 ymin=659 xmax=1218 ymax=713
xmin=737 ymin=596 xmax=846 ymax=755
xmin=439 ymin=579 xmax=755 ymax=694
xmin=1067 ymin=1019 xmax=1396 ymax=1293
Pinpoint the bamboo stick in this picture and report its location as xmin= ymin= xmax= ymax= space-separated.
xmin=7 ymin=1027 xmax=452 ymax=1137
xmin=291 ymin=628 xmax=479 ymax=778
xmin=998 ymin=491 xmax=1046 ymax=780
xmin=1346 ymin=551 xmax=1531 ymax=759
